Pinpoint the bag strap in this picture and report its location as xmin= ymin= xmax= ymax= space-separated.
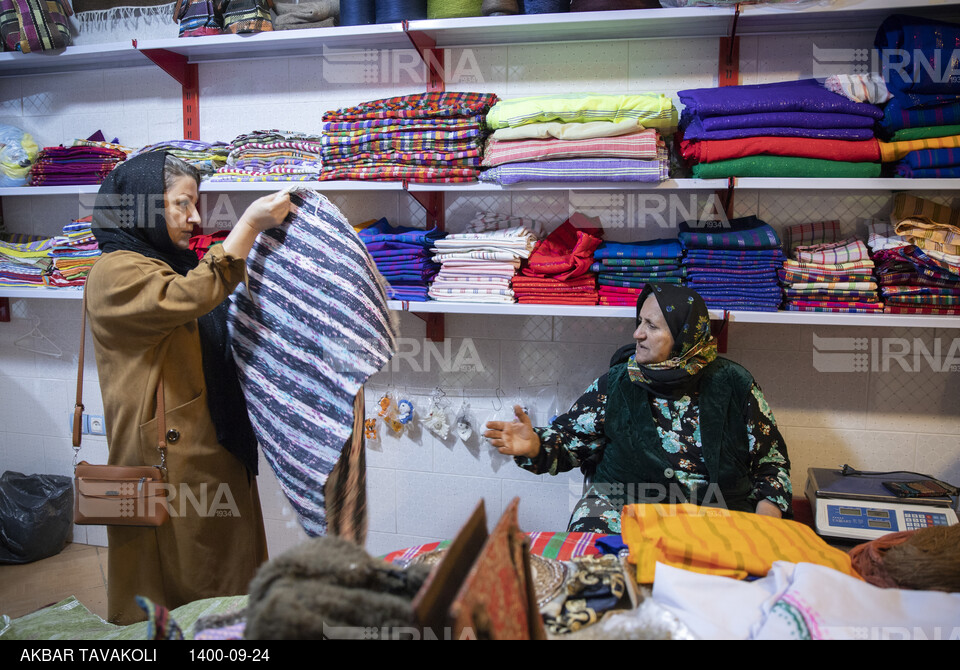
xmin=74 ymin=288 xmax=167 ymax=473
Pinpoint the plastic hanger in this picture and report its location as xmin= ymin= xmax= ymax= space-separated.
xmin=14 ymin=320 xmax=63 ymax=359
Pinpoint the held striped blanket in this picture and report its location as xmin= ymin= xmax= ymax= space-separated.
xmin=228 ymin=190 xmax=398 ymax=539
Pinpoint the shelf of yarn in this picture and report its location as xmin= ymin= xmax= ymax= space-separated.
xmin=4 ymin=0 xmax=958 ymax=78
xmin=386 ymin=299 xmax=960 ymax=328
xmin=412 ymin=0 xmax=960 ymax=47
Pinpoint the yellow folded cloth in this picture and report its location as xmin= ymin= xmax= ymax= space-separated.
xmin=878 ymin=134 xmax=960 ymax=162
xmin=620 ymin=503 xmax=861 ymax=583
xmin=890 ymin=193 xmax=960 ymax=254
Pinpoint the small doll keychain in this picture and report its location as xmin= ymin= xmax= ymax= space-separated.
xmin=454 ymin=401 xmax=475 ymax=441
xmin=397 ymin=398 xmax=415 ymax=425
xmin=377 ymin=391 xmax=404 ymax=434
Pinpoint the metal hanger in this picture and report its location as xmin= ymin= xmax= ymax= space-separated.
xmin=14 ymin=319 xmax=63 ymax=359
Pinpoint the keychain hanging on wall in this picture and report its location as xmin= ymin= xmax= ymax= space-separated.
xmin=377 ymin=390 xmax=404 ymax=434
xmin=423 ymin=386 xmax=451 ymax=440
xmin=454 ymin=401 xmax=475 ymax=442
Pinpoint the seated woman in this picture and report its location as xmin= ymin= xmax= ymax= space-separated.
xmin=484 ymin=283 xmax=792 ymax=534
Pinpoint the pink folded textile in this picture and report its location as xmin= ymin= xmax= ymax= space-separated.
xmin=482 ymin=130 xmax=660 ymax=167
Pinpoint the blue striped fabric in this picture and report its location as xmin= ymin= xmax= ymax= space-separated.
xmin=228 ymin=190 xmax=397 ymax=537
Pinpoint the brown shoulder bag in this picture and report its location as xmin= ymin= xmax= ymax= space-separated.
xmin=73 ymin=289 xmax=170 ymax=527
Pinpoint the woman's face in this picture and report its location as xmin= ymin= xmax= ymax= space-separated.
xmin=633 ymin=294 xmax=675 ymax=365
xmin=164 ymin=175 xmax=201 ymax=251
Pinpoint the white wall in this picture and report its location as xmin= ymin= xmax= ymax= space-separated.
xmin=1 ymin=26 xmax=959 ymax=558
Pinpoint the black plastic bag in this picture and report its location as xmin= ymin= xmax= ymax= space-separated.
xmin=0 ymin=471 xmax=73 ymax=564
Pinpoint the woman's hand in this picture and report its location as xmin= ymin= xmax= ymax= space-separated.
xmin=755 ymin=499 xmax=783 ymax=518
xmin=484 ymin=405 xmax=541 ymax=459
xmin=221 ymin=191 xmax=292 ymax=260
xmin=239 ymin=191 xmax=292 ymax=233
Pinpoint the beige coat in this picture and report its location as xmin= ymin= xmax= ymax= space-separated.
xmin=85 ymin=245 xmax=267 ymax=625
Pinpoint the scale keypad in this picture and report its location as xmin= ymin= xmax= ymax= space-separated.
xmin=903 ymin=510 xmax=950 ymax=530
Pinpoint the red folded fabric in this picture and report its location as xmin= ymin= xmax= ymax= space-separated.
xmin=679 ymin=136 xmax=881 ymax=164
xmin=524 ymin=214 xmax=604 ymax=281
xmin=513 ymin=276 xmax=597 ymax=291
xmin=884 ymin=306 xmax=960 ymax=315
xmin=598 ymin=286 xmax=646 ymax=295
xmin=517 ymin=296 xmax=599 ymax=305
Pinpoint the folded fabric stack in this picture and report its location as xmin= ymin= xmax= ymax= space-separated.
xmin=320 ymin=92 xmax=498 ymax=183
xmin=428 ymin=212 xmax=541 ymax=304
xmin=677 ymin=79 xmax=885 ymax=179
xmin=591 ymin=239 xmax=685 ymax=306
xmin=356 ymin=218 xmax=444 ymax=302
xmin=779 ymin=220 xmax=882 ymax=313
xmin=132 ymin=140 xmax=230 ymax=177
xmin=512 ymin=213 xmax=604 ymax=305
xmin=28 ymin=143 xmax=128 ymax=186
xmin=0 ymin=234 xmax=52 ymax=288
xmin=46 ymin=217 xmax=100 ymax=287
xmin=209 ymin=130 xmax=323 ymax=182
xmin=679 ymin=215 xmax=783 ymax=312
xmin=873 ymin=193 xmax=960 ymax=315
xmin=875 ymin=14 xmax=960 ymax=178
xmin=480 ymin=93 xmax=675 ymax=185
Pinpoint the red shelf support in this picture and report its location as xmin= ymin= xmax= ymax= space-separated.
xmin=403 ymin=23 xmax=445 ymax=93
xmin=135 ymin=41 xmax=200 ymax=140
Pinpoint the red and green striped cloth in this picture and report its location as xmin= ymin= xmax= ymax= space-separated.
xmin=381 ymin=531 xmax=603 ymax=564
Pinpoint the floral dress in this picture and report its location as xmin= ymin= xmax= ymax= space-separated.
xmin=515 ymin=373 xmax=793 ymax=534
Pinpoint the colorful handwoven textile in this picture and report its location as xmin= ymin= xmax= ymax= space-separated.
xmin=485 ymin=93 xmax=677 ymax=131
xmin=132 ymin=139 xmax=230 ymax=175
xmin=479 ymin=155 xmax=668 ymax=185
xmin=228 ymin=190 xmax=397 ymax=538
xmin=691 ymin=156 xmax=882 ymax=179
xmin=679 ymin=136 xmax=881 ymax=164
xmin=482 ymin=129 xmax=661 ymax=167
xmin=678 ymin=79 xmax=884 ymax=120
xmin=324 ymin=92 xmax=498 ymax=121
xmin=28 ymin=145 xmax=127 ymax=186
xmin=878 ymin=134 xmax=960 ymax=162
xmin=622 ymin=503 xmax=860 ymax=583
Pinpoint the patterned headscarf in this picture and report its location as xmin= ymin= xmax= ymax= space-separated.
xmin=91 ymin=152 xmax=259 ymax=474
xmin=627 ymin=283 xmax=718 ymax=399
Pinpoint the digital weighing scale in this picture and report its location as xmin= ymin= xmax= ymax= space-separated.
xmin=805 ymin=468 xmax=959 ymax=542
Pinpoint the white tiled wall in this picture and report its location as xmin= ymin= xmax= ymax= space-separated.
xmin=2 ymin=28 xmax=959 ymax=560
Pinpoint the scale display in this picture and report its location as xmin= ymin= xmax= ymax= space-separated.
xmin=806 ymin=468 xmax=959 ymax=542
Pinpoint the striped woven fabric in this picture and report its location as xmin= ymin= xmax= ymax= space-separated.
xmin=319 ymin=164 xmax=480 ymax=183
xmin=324 ymin=92 xmax=498 ymax=121
xmin=10 ymin=0 xmax=70 ymax=53
xmin=380 ymin=531 xmax=603 ymax=564
xmin=481 ymin=129 xmax=661 ymax=167
xmin=879 ymin=134 xmax=960 ymax=162
xmin=228 ymin=190 xmax=397 ymax=539
xmin=479 ymin=156 xmax=667 ymax=185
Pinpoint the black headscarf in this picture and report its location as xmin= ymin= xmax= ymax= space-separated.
xmin=626 ymin=283 xmax=718 ymax=399
xmin=91 ymin=151 xmax=259 ymax=475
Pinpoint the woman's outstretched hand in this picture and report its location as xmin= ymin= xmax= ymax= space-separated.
xmin=484 ymin=405 xmax=541 ymax=459
xmin=222 ymin=191 xmax=292 ymax=259
xmin=241 ymin=191 xmax=292 ymax=232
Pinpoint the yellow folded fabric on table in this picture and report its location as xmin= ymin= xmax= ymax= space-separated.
xmin=620 ymin=504 xmax=861 ymax=583
xmin=890 ymin=193 xmax=960 ymax=255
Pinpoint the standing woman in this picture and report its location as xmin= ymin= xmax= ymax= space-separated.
xmin=86 ymin=152 xmax=290 ymax=624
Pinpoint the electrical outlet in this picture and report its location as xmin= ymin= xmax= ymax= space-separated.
xmin=88 ymin=415 xmax=106 ymax=436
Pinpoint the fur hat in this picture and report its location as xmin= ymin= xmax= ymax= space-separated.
xmin=244 ymin=537 xmax=432 ymax=640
